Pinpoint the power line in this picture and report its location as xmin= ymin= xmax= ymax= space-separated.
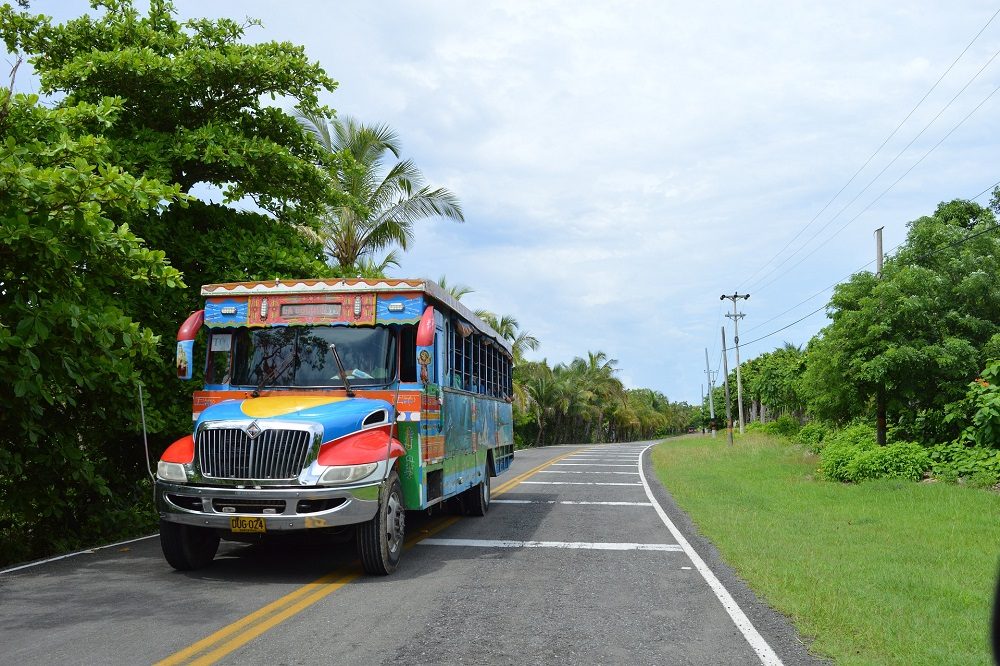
xmin=748 ymin=47 xmax=1000 ymax=294
xmin=738 ymin=217 xmax=1000 ymax=351
xmin=754 ymin=82 xmax=1000 ymax=294
xmin=744 ymin=178 xmax=999 ymax=333
xmin=738 ymin=7 xmax=1000 ymax=292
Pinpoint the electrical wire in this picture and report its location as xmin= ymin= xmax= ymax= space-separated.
xmin=748 ymin=50 xmax=1000 ymax=295
xmin=738 ymin=7 xmax=1000 ymax=292
xmin=754 ymin=82 xmax=1000 ymax=294
xmin=738 ymin=217 xmax=1000 ymax=351
xmin=742 ymin=178 xmax=999 ymax=334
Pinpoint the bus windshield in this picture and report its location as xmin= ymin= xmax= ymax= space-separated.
xmin=230 ymin=326 xmax=396 ymax=388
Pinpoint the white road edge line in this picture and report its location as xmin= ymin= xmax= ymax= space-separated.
xmin=418 ymin=538 xmax=682 ymax=551
xmin=0 ymin=534 xmax=159 ymax=575
xmin=493 ymin=500 xmax=652 ymax=506
xmin=639 ymin=443 xmax=783 ymax=666
xmin=521 ymin=481 xmax=642 ymax=486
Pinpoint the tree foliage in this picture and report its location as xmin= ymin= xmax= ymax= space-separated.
xmin=0 ymin=1 xmax=347 ymax=564
xmin=295 ymin=112 xmax=464 ymax=270
xmin=0 ymin=91 xmax=182 ymax=562
xmin=0 ymin=0 xmax=339 ymax=217
xmin=800 ymin=200 xmax=1000 ymax=443
xmin=515 ymin=354 xmax=696 ymax=446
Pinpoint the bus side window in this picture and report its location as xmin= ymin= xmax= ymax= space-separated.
xmin=399 ymin=325 xmax=417 ymax=382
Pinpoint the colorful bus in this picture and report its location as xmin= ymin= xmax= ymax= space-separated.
xmin=155 ymin=278 xmax=515 ymax=574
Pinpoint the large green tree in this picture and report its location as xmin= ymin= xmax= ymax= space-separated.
xmin=295 ymin=112 xmax=464 ymax=270
xmin=0 ymin=89 xmax=182 ymax=563
xmin=1 ymin=0 xmax=348 ymax=441
xmin=801 ymin=200 xmax=1000 ymax=443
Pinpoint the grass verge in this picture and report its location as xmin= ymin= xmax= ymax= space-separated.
xmin=652 ymin=433 xmax=1000 ymax=665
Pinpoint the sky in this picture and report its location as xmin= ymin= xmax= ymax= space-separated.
xmin=11 ymin=1 xmax=1000 ymax=403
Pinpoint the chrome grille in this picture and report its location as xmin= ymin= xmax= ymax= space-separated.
xmin=197 ymin=428 xmax=312 ymax=480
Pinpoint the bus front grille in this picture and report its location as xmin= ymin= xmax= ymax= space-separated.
xmin=198 ymin=428 xmax=312 ymax=480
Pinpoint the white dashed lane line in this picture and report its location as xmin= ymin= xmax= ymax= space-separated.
xmin=418 ymin=539 xmax=682 ymax=552
xmin=493 ymin=500 xmax=652 ymax=506
xmin=552 ymin=463 xmax=637 ymax=467
xmin=520 ymin=481 xmax=643 ymax=486
xmin=536 ymin=470 xmax=641 ymax=475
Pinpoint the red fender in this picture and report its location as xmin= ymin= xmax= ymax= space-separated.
xmin=318 ymin=428 xmax=406 ymax=466
xmin=161 ymin=435 xmax=195 ymax=463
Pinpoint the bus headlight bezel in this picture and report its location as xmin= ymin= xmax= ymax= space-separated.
xmin=319 ymin=462 xmax=378 ymax=485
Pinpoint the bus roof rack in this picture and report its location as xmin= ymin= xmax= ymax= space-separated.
xmin=200 ymin=278 xmax=513 ymax=356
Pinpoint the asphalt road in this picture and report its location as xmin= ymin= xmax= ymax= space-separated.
xmin=0 ymin=442 xmax=822 ymax=665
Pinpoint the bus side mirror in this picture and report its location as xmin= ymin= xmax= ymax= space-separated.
xmin=176 ymin=310 xmax=204 ymax=380
xmin=416 ymin=306 xmax=435 ymax=346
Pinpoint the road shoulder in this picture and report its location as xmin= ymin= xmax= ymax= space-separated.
xmin=641 ymin=440 xmax=827 ymax=666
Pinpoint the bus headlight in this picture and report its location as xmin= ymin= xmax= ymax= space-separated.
xmin=157 ymin=461 xmax=188 ymax=483
xmin=320 ymin=463 xmax=378 ymax=485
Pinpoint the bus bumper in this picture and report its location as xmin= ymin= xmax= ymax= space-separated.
xmin=155 ymin=480 xmax=381 ymax=531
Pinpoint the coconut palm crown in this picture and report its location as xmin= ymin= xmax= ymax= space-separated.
xmin=295 ymin=111 xmax=464 ymax=270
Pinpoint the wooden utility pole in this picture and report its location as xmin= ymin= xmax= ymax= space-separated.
xmin=704 ymin=347 xmax=716 ymax=438
xmin=875 ymin=227 xmax=886 ymax=446
xmin=721 ymin=326 xmax=734 ymax=446
xmin=722 ymin=292 xmax=750 ymax=433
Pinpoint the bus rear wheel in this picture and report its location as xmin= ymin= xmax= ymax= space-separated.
xmin=159 ymin=520 xmax=219 ymax=571
xmin=462 ymin=465 xmax=490 ymax=516
xmin=357 ymin=471 xmax=404 ymax=575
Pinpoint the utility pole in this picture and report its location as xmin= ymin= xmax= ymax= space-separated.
xmin=704 ymin=347 xmax=716 ymax=438
xmin=721 ymin=326 xmax=734 ymax=446
xmin=874 ymin=227 xmax=886 ymax=446
xmin=700 ymin=383 xmax=705 ymax=434
xmin=721 ymin=292 xmax=750 ymax=434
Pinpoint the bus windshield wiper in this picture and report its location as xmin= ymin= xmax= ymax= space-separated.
xmin=328 ymin=343 xmax=355 ymax=398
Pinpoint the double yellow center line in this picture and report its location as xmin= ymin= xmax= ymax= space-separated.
xmin=155 ymin=447 xmax=582 ymax=666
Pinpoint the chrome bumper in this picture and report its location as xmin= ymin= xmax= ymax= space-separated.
xmin=155 ymin=480 xmax=381 ymax=531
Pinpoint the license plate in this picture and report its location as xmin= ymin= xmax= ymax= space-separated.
xmin=230 ymin=516 xmax=266 ymax=533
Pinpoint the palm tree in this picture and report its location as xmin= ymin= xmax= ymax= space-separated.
xmin=436 ymin=275 xmax=474 ymax=301
xmin=295 ymin=111 xmax=464 ymax=270
xmin=477 ymin=311 xmax=540 ymax=365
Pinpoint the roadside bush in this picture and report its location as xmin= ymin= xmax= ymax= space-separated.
xmin=944 ymin=360 xmax=1000 ymax=450
xmin=797 ymin=422 xmax=831 ymax=452
xmin=760 ymin=415 xmax=801 ymax=438
xmin=819 ymin=422 xmax=878 ymax=481
xmin=844 ymin=442 xmax=931 ymax=482
xmin=928 ymin=441 xmax=1000 ymax=486
xmin=746 ymin=421 xmax=765 ymax=433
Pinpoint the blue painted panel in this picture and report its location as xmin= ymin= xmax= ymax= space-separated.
xmin=204 ymin=298 xmax=249 ymax=327
xmin=376 ymin=295 xmax=424 ymax=324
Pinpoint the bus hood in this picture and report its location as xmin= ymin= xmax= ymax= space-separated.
xmin=193 ymin=395 xmax=394 ymax=442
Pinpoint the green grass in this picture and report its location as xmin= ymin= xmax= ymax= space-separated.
xmin=652 ymin=433 xmax=1000 ymax=665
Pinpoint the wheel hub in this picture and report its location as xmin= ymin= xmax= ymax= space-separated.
xmin=386 ymin=490 xmax=404 ymax=554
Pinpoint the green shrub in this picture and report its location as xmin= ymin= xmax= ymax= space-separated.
xmin=928 ymin=441 xmax=1000 ymax=485
xmin=819 ymin=422 xmax=878 ymax=481
xmin=826 ymin=421 xmax=878 ymax=449
xmin=759 ymin=415 xmax=800 ymax=438
xmin=746 ymin=421 xmax=765 ymax=433
xmin=798 ymin=422 xmax=830 ymax=452
xmin=843 ymin=442 xmax=931 ymax=482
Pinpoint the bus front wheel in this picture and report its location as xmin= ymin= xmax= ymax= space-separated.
xmin=159 ymin=520 xmax=219 ymax=571
xmin=358 ymin=471 xmax=404 ymax=575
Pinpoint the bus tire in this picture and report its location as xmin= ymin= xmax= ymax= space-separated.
xmin=463 ymin=465 xmax=490 ymax=517
xmin=159 ymin=520 xmax=219 ymax=571
xmin=357 ymin=471 xmax=404 ymax=575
